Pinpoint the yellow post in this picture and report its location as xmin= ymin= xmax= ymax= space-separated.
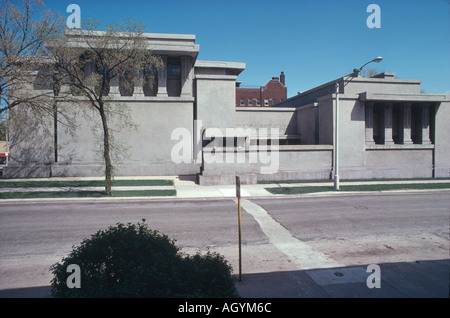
xmin=238 ymin=197 xmax=242 ymax=281
xmin=236 ymin=175 xmax=242 ymax=281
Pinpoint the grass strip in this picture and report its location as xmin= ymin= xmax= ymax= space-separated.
xmin=266 ymin=182 xmax=450 ymax=195
xmin=341 ymin=183 xmax=450 ymax=192
xmin=0 ymin=189 xmax=176 ymax=199
xmin=267 ymin=186 xmax=334 ymax=195
xmin=258 ymin=178 xmax=450 ymax=185
xmin=0 ymin=179 xmax=173 ymax=188
xmin=258 ymin=179 xmax=330 ymax=184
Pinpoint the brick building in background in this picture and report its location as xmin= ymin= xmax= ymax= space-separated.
xmin=236 ymin=72 xmax=287 ymax=107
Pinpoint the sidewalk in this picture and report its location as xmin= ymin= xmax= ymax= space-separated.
xmin=1 ymin=259 xmax=448 ymax=298
xmin=0 ymin=175 xmax=449 ymax=200
xmin=235 ymin=259 xmax=449 ymax=298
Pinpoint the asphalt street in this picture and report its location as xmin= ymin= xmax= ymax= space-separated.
xmin=252 ymin=193 xmax=449 ymax=266
xmin=0 ymin=191 xmax=448 ymax=294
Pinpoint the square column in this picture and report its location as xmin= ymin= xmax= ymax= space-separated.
xmin=181 ymin=56 xmax=194 ymax=97
xmin=421 ymin=104 xmax=432 ymax=144
xmin=157 ymin=56 xmax=168 ymax=97
xmin=401 ymin=103 xmax=413 ymax=144
xmin=365 ymin=102 xmax=375 ymax=145
xmin=109 ymin=75 xmax=120 ymax=96
xmin=384 ymin=103 xmax=394 ymax=145
xmin=134 ymin=70 xmax=144 ymax=96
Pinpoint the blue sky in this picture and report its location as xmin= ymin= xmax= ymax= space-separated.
xmin=40 ymin=0 xmax=449 ymax=96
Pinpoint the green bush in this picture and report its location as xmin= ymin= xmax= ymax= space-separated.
xmin=50 ymin=220 xmax=239 ymax=298
xmin=175 ymin=252 xmax=239 ymax=298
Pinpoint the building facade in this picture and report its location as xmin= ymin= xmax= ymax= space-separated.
xmin=236 ymin=72 xmax=287 ymax=107
xmin=274 ymin=72 xmax=450 ymax=180
xmin=4 ymin=31 xmax=450 ymax=184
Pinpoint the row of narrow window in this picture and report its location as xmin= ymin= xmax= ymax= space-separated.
xmin=34 ymin=58 xmax=182 ymax=97
xmin=239 ymin=98 xmax=284 ymax=106
xmin=370 ymin=104 xmax=434 ymax=145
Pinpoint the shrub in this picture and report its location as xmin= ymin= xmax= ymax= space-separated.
xmin=50 ymin=220 xmax=239 ymax=298
xmin=174 ymin=251 xmax=239 ymax=298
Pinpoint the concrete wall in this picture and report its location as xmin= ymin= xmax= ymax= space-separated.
xmin=258 ymin=145 xmax=333 ymax=181
xmin=337 ymin=97 xmax=366 ymax=174
xmin=434 ymin=99 xmax=450 ymax=178
xmin=363 ymin=146 xmax=434 ymax=179
xmin=199 ymin=145 xmax=333 ymax=185
xmin=235 ymin=107 xmax=297 ymax=135
xmin=343 ymin=77 xmax=422 ymax=95
xmin=53 ymin=98 xmax=200 ymax=177
xmin=5 ymin=105 xmax=55 ymax=177
xmin=195 ymin=75 xmax=237 ymax=128
xmin=296 ymin=104 xmax=317 ymax=144
xmin=317 ymin=97 xmax=333 ymax=145
xmin=4 ymin=96 xmax=201 ymax=178
xmin=55 ymin=98 xmax=199 ymax=175
xmin=3 ymin=77 xmax=55 ymax=177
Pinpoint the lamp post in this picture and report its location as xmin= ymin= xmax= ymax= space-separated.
xmin=333 ymin=57 xmax=383 ymax=190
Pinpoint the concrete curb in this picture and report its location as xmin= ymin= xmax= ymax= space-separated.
xmin=0 ymin=186 xmax=448 ymax=205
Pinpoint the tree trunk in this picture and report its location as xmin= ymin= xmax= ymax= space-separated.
xmin=99 ymin=102 xmax=112 ymax=195
xmin=53 ymin=100 xmax=58 ymax=163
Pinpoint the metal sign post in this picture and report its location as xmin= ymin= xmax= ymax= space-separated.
xmin=236 ymin=175 xmax=242 ymax=281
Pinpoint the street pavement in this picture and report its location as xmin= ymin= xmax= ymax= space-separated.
xmin=235 ymin=259 xmax=449 ymax=298
xmin=0 ymin=259 xmax=448 ymax=298
xmin=0 ymin=176 xmax=449 ymax=298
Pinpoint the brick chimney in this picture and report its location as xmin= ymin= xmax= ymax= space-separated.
xmin=280 ymin=72 xmax=285 ymax=86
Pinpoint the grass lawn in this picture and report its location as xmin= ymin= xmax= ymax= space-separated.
xmin=258 ymin=179 xmax=331 ymax=184
xmin=0 ymin=189 xmax=176 ymax=199
xmin=0 ymin=179 xmax=173 ymax=188
xmin=266 ymin=182 xmax=450 ymax=195
xmin=0 ymin=178 xmax=176 ymax=199
xmin=258 ymin=178 xmax=450 ymax=184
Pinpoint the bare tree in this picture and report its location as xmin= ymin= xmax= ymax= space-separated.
xmin=0 ymin=0 xmax=63 ymax=118
xmin=359 ymin=66 xmax=383 ymax=78
xmin=49 ymin=18 xmax=162 ymax=194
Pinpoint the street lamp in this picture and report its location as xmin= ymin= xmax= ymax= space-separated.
xmin=333 ymin=57 xmax=383 ymax=190
xmin=352 ymin=57 xmax=383 ymax=77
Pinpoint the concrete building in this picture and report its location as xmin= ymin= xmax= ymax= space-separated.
xmin=274 ymin=72 xmax=450 ymax=180
xmin=4 ymin=31 xmax=248 ymax=181
xmin=3 ymin=31 xmax=450 ymax=184
xmin=236 ymin=72 xmax=287 ymax=107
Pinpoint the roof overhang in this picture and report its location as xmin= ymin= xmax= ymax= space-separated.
xmin=195 ymin=60 xmax=245 ymax=76
xmin=61 ymin=30 xmax=200 ymax=58
xmin=359 ymin=92 xmax=448 ymax=103
xmin=194 ymin=60 xmax=246 ymax=77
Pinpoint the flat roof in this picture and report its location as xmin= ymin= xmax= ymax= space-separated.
xmin=63 ymin=30 xmax=200 ymax=57
xmin=195 ymin=60 xmax=246 ymax=70
xmin=65 ymin=29 xmax=196 ymax=41
xmin=359 ymin=92 xmax=448 ymax=102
